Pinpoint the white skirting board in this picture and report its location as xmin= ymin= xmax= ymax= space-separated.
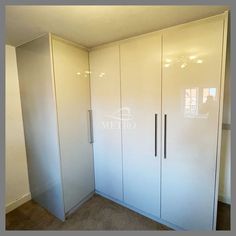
xmin=95 ymin=190 xmax=183 ymax=231
xmin=218 ymin=195 xmax=231 ymax=205
xmin=5 ymin=193 xmax=31 ymax=214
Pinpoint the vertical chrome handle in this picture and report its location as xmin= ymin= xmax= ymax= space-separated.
xmin=164 ymin=114 xmax=167 ymax=159
xmin=155 ymin=114 xmax=157 ymax=157
xmin=88 ymin=110 xmax=94 ymax=144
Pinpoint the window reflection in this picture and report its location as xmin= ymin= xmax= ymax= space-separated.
xmin=203 ymin=88 xmax=216 ymax=103
xmin=184 ymin=87 xmax=217 ymax=118
xmin=184 ymin=88 xmax=198 ymax=117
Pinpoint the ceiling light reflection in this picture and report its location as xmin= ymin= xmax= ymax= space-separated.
xmin=189 ymin=55 xmax=197 ymax=60
xmin=196 ymin=59 xmax=203 ymax=64
xmin=99 ymin=72 xmax=105 ymax=78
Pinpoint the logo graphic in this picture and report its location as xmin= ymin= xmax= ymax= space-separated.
xmin=102 ymin=107 xmax=136 ymax=129
xmin=106 ymin=107 xmax=133 ymax=121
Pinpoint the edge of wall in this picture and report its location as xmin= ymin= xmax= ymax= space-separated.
xmin=218 ymin=195 xmax=231 ymax=205
xmin=5 ymin=192 xmax=31 ymax=214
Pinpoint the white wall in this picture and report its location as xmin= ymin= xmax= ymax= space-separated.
xmin=218 ymin=39 xmax=231 ymax=204
xmin=219 ymin=129 xmax=231 ymax=204
xmin=5 ymin=45 xmax=31 ymax=213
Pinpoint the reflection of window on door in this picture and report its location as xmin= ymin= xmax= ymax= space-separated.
xmin=185 ymin=88 xmax=198 ymax=116
xmin=203 ymin=88 xmax=217 ymax=103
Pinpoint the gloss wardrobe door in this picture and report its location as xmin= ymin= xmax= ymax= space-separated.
xmin=51 ymin=37 xmax=94 ymax=214
xmin=120 ymin=33 xmax=162 ymax=217
xmin=161 ymin=15 xmax=227 ymax=230
xmin=90 ymin=45 xmax=123 ymax=201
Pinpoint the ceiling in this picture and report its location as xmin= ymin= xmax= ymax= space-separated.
xmin=6 ymin=5 xmax=229 ymax=48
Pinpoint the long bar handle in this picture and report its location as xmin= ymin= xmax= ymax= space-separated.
xmin=88 ymin=110 xmax=94 ymax=144
xmin=164 ymin=114 xmax=167 ymax=159
xmin=155 ymin=114 xmax=157 ymax=157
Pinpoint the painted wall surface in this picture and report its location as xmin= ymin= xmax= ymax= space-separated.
xmin=5 ymin=45 xmax=31 ymax=213
xmin=219 ymin=40 xmax=231 ymax=204
xmin=219 ymin=129 xmax=231 ymax=204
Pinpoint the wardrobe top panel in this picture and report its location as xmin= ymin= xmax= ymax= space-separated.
xmin=90 ymin=12 xmax=227 ymax=51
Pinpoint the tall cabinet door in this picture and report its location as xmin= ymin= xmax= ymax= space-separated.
xmin=90 ymin=45 xmax=123 ymax=201
xmin=161 ymin=16 xmax=226 ymax=230
xmin=51 ymin=37 xmax=94 ymax=213
xmin=120 ymin=34 xmax=162 ymax=217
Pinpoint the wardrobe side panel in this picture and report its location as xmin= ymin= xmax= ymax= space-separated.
xmin=89 ymin=46 xmax=123 ymax=201
xmin=16 ymin=35 xmax=65 ymax=220
xmin=51 ymin=38 xmax=94 ymax=213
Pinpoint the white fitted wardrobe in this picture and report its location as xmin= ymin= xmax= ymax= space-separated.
xmin=16 ymin=34 xmax=94 ymax=220
xmin=16 ymin=12 xmax=228 ymax=230
xmin=90 ymin=13 xmax=228 ymax=230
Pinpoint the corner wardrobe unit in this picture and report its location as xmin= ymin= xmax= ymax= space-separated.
xmin=90 ymin=13 xmax=228 ymax=230
xmin=16 ymin=34 xmax=94 ymax=220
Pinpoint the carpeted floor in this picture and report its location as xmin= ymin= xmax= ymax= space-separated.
xmin=6 ymin=194 xmax=230 ymax=230
xmin=216 ymin=201 xmax=231 ymax=230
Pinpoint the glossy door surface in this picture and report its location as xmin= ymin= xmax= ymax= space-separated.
xmin=16 ymin=35 xmax=65 ymax=220
xmin=90 ymin=45 xmax=123 ymax=201
xmin=120 ymin=34 xmax=162 ymax=217
xmin=52 ymin=37 xmax=94 ymax=213
xmin=161 ymin=16 xmax=225 ymax=230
